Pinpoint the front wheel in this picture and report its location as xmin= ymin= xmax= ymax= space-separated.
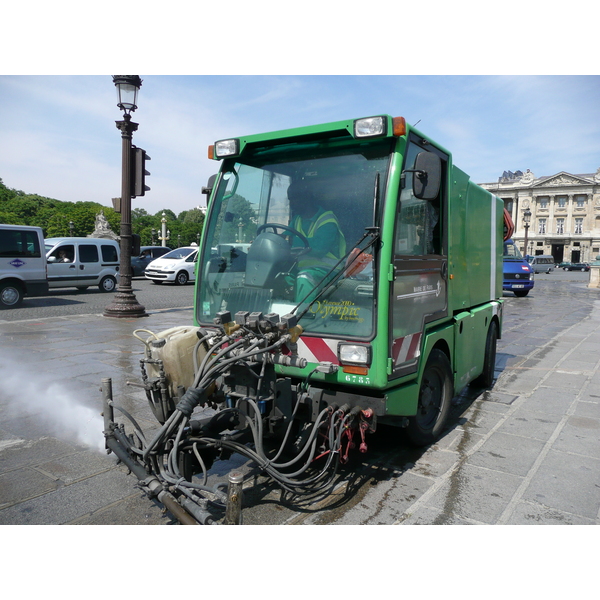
xmin=405 ymin=349 xmax=453 ymax=447
xmin=175 ymin=271 xmax=189 ymax=285
xmin=0 ymin=282 xmax=24 ymax=308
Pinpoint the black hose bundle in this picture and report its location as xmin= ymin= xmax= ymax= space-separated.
xmin=114 ymin=321 xmax=356 ymax=519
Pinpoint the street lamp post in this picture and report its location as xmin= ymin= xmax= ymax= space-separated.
xmin=159 ymin=212 xmax=170 ymax=247
xmin=523 ymin=207 xmax=531 ymax=258
xmin=104 ymin=75 xmax=147 ymax=318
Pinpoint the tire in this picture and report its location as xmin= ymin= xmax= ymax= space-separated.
xmin=405 ymin=349 xmax=453 ymax=447
xmin=98 ymin=275 xmax=116 ymax=293
xmin=0 ymin=282 xmax=24 ymax=308
xmin=514 ymin=290 xmax=529 ymax=297
xmin=175 ymin=271 xmax=189 ymax=285
xmin=473 ymin=320 xmax=498 ymax=389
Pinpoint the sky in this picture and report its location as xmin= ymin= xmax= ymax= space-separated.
xmin=1 ymin=3 xmax=599 ymax=219
xmin=1 ymin=75 xmax=599 ymax=217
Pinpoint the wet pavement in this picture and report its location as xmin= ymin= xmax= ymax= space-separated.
xmin=0 ymin=275 xmax=599 ymax=525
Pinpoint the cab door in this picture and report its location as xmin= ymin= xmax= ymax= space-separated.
xmin=390 ymin=135 xmax=449 ymax=378
xmin=47 ymin=243 xmax=77 ymax=288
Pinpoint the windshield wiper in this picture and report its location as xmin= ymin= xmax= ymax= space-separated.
xmin=292 ymin=227 xmax=380 ymax=321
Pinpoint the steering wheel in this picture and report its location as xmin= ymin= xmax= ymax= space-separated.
xmin=256 ymin=223 xmax=310 ymax=257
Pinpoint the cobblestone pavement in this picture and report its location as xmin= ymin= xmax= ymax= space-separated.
xmin=0 ymin=276 xmax=599 ymax=527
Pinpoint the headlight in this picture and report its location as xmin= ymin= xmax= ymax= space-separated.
xmin=338 ymin=343 xmax=371 ymax=365
xmin=214 ymin=139 xmax=240 ymax=158
xmin=354 ymin=116 xmax=386 ymax=138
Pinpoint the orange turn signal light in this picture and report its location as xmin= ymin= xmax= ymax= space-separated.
xmin=392 ymin=116 xmax=406 ymax=137
xmin=208 ymin=145 xmax=215 ymax=160
xmin=342 ymin=365 xmax=369 ymax=376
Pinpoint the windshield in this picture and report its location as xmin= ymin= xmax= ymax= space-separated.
xmin=162 ymin=247 xmax=196 ymax=260
xmin=197 ymin=139 xmax=392 ymax=339
xmin=503 ymin=241 xmax=524 ymax=259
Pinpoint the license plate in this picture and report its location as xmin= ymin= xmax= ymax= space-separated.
xmin=513 ymin=284 xmax=524 ymax=288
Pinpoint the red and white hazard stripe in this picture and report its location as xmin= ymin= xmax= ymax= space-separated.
xmin=391 ymin=332 xmax=422 ymax=366
xmin=297 ymin=337 xmax=340 ymax=365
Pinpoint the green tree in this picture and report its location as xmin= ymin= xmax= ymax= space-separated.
xmin=155 ymin=208 xmax=177 ymax=221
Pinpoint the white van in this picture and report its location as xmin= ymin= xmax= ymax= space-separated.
xmin=1 ymin=224 xmax=49 ymax=308
xmin=45 ymin=237 xmax=120 ymax=292
xmin=528 ymin=255 xmax=554 ymax=274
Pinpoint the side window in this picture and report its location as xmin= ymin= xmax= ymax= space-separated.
xmin=0 ymin=230 xmax=41 ymax=257
xmin=80 ymin=244 xmax=99 ymax=263
xmin=101 ymin=245 xmax=118 ymax=262
xmin=24 ymin=232 xmax=42 ymax=257
xmin=49 ymin=244 xmax=75 ymax=262
xmin=395 ymin=142 xmax=443 ymax=256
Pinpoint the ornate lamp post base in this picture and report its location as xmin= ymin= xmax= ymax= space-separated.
xmin=103 ymin=288 xmax=147 ymax=318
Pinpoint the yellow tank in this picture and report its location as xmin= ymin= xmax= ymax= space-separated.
xmin=136 ymin=326 xmax=209 ymax=398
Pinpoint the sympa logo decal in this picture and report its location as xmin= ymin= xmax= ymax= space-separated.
xmin=9 ymin=259 xmax=26 ymax=268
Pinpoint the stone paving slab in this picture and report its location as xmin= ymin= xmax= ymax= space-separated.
xmin=1 ymin=285 xmax=599 ymax=527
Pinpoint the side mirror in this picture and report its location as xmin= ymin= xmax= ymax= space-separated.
xmin=202 ymin=174 xmax=217 ymax=196
xmin=410 ymin=152 xmax=441 ymax=200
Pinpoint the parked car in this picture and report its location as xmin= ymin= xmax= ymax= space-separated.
xmin=503 ymin=239 xmax=534 ymax=297
xmin=144 ymin=246 xmax=198 ymax=285
xmin=558 ymin=261 xmax=571 ymax=269
xmin=131 ymin=246 xmax=171 ymax=277
xmin=564 ymin=263 xmax=590 ymax=271
xmin=0 ymin=224 xmax=49 ymax=308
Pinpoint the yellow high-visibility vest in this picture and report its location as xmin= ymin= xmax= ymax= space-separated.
xmin=291 ymin=209 xmax=346 ymax=270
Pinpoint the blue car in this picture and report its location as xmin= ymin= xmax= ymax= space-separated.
xmin=503 ymin=239 xmax=534 ymax=297
xmin=131 ymin=246 xmax=171 ymax=277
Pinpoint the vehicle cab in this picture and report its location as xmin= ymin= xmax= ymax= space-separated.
xmin=195 ymin=114 xmax=504 ymax=444
xmin=503 ymin=239 xmax=534 ymax=297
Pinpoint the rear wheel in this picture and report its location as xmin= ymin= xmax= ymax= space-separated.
xmin=98 ymin=275 xmax=116 ymax=292
xmin=405 ymin=349 xmax=453 ymax=447
xmin=0 ymin=282 xmax=24 ymax=308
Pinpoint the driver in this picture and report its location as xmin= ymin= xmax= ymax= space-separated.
xmin=287 ymin=180 xmax=346 ymax=303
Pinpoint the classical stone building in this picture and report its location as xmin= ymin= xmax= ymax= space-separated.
xmin=480 ymin=168 xmax=600 ymax=263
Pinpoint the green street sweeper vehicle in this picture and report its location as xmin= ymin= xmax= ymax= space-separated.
xmin=103 ymin=114 xmax=507 ymax=524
